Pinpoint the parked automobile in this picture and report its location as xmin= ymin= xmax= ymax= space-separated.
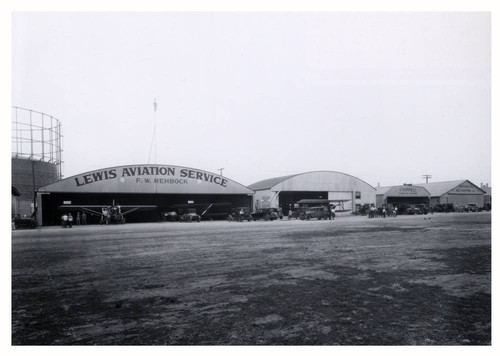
xmin=163 ymin=211 xmax=178 ymax=222
xmin=299 ymin=206 xmax=331 ymax=220
xmin=433 ymin=203 xmax=455 ymax=212
xmin=251 ymin=208 xmax=280 ymax=221
xmin=12 ymin=214 xmax=38 ymax=229
xmin=407 ymin=207 xmax=423 ymax=215
xmin=455 ymin=205 xmax=466 ymax=213
xmin=291 ymin=208 xmax=305 ymax=219
xmin=464 ymin=203 xmax=482 ymax=212
xmin=228 ymin=207 xmax=253 ymax=222
xmin=395 ymin=204 xmax=410 ymax=215
xmin=415 ymin=204 xmax=429 ymax=214
xmin=179 ymin=208 xmax=201 ymax=222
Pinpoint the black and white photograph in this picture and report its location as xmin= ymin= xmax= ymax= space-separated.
xmin=6 ymin=1 xmax=495 ymax=349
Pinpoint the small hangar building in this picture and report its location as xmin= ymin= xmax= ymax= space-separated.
xmin=415 ymin=180 xmax=486 ymax=208
xmin=36 ymin=164 xmax=254 ymax=225
xmin=375 ymin=185 xmax=431 ymax=207
xmin=247 ymin=171 xmax=376 ymax=214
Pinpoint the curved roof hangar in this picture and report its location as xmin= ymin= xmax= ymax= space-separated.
xmin=248 ymin=171 xmax=376 ymax=192
xmin=38 ymin=164 xmax=254 ymax=195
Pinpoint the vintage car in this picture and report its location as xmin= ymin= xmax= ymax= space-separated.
xmin=227 ymin=207 xmax=253 ymax=222
xmin=464 ymin=203 xmax=482 ymax=212
xmin=299 ymin=206 xmax=331 ymax=220
xmin=251 ymin=208 xmax=280 ymax=221
xmin=455 ymin=205 xmax=466 ymax=213
xmin=433 ymin=203 xmax=455 ymax=213
xmin=163 ymin=211 xmax=178 ymax=222
xmin=414 ymin=204 xmax=429 ymax=214
xmin=179 ymin=208 xmax=201 ymax=222
xmin=407 ymin=207 xmax=423 ymax=215
xmin=12 ymin=214 xmax=38 ymax=229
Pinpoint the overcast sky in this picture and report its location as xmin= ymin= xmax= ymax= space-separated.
xmin=11 ymin=12 xmax=491 ymax=187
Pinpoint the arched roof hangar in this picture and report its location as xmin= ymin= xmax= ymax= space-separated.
xmin=248 ymin=171 xmax=376 ymax=213
xmin=37 ymin=164 xmax=254 ymax=225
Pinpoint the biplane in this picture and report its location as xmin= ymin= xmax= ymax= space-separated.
xmin=294 ymin=199 xmax=351 ymax=212
xmin=58 ymin=200 xmax=157 ymax=224
xmin=291 ymin=199 xmax=351 ymax=218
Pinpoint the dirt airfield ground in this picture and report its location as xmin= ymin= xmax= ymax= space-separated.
xmin=11 ymin=212 xmax=491 ymax=345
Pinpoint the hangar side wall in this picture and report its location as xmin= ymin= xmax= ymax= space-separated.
xmin=438 ymin=193 xmax=485 ymax=207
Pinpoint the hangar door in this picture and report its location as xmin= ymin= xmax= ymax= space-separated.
xmin=328 ymin=192 xmax=353 ymax=211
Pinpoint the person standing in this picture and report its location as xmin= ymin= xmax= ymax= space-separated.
xmin=68 ymin=213 xmax=73 ymax=228
xmin=61 ymin=214 xmax=68 ymax=228
xmin=76 ymin=212 xmax=81 ymax=225
xmin=82 ymin=211 xmax=87 ymax=225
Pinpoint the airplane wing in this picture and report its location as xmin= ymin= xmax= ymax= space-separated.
xmin=119 ymin=205 xmax=157 ymax=216
xmin=58 ymin=204 xmax=157 ymax=216
xmin=58 ymin=205 xmax=106 ymax=216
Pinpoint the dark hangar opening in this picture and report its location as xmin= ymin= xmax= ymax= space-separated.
xmin=41 ymin=192 xmax=252 ymax=225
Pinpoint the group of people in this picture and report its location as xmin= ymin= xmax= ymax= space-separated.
xmin=368 ymin=205 xmax=397 ymax=218
xmin=61 ymin=211 xmax=87 ymax=228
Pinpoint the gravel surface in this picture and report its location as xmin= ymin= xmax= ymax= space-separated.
xmin=12 ymin=212 xmax=491 ymax=345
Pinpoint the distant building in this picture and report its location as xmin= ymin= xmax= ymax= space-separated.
xmin=248 ymin=171 xmax=376 ymax=214
xmin=375 ymin=184 xmax=431 ymax=207
xmin=415 ymin=180 xmax=486 ymax=208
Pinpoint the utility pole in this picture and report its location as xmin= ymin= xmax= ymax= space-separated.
xmin=153 ymin=99 xmax=157 ymax=165
xmin=218 ymin=168 xmax=224 ymax=176
xmin=422 ymin=174 xmax=432 ymax=184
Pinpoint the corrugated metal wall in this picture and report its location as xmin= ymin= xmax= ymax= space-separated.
xmin=440 ymin=194 xmax=485 ymax=207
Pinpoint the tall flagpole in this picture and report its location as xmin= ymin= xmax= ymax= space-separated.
xmin=148 ymin=99 xmax=158 ymax=164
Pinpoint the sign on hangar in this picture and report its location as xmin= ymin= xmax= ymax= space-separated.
xmin=36 ymin=164 xmax=254 ymax=225
xmin=38 ymin=164 xmax=253 ymax=195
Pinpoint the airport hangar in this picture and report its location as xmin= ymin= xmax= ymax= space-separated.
xmin=375 ymin=185 xmax=431 ymax=207
xmin=375 ymin=180 xmax=487 ymax=208
xmin=247 ymin=171 xmax=377 ymax=214
xmin=415 ymin=180 xmax=487 ymax=208
xmin=36 ymin=164 xmax=254 ymax=226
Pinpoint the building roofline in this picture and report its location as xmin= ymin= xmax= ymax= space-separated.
xmin=248 ymin=170 xmax=376 ymax=191
xmin=39 ymin=163 xmax=254 ymax=194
